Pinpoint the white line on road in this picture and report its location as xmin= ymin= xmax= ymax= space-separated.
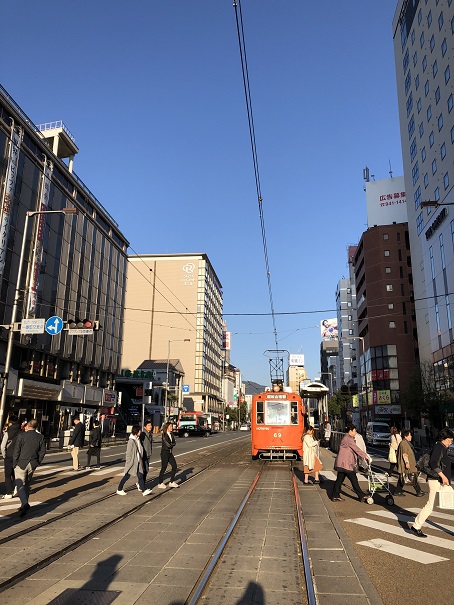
xmin=90 ymin=467 xmax=124 ymax=476
xmin=0 ymin=502 xmax=43 ymax=517
xmin=35 ymin=465 xmax=74 ymax=475
xmin=406 ymin=508 xmax=454 ymax=521
xmin=368 ymin=510 xmax=454 ymax=534
xmin=357 ymin=538 xmax=448 ymax=564
xmin=345 ymin=517 xmax=454 ymax=550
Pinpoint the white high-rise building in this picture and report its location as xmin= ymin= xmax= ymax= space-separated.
xmin=393 ymin=0 xmax=454 ymax=395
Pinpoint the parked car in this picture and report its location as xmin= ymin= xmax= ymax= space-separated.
xmin=365 ymin=422 xmax=390 ymax=446
xmin=239 ymin=423 xmax=251 ymax=431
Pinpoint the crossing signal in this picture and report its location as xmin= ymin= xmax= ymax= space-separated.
xmin=66 ymin=319 xmax=101 ymax=333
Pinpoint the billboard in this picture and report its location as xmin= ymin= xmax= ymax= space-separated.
xmin=366 ymin=176 xmax=407 ymax=228
xmin=289 ymin=354 xmax=305 ymax=367
xmin=222 ymin=331 xmax=231 ymax=350
xmin=320 ymin=319 xmax=338 ymax=340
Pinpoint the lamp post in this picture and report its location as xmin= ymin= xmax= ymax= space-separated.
xmin=165 ymin=338 xmax=190 ymax=423
xmin=0 ymin=208 xmax=78 ymax=432
xmin=420 ymin=200 xmax=454 ymax=207
xmin=342 ymin=336 xmax=368 ymax=425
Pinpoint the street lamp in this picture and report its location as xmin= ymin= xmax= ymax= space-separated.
xmin=0 ymin=208 xmax=78 ymax=432
xmin=165 ymin=338 xmax=190 ymax=422
xmin=342 ymin=336 xmax=369 ymax=423
xmin=420 ymin=200 xmax=454 ymax=208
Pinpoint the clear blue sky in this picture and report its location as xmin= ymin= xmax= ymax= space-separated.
xmin=2 ymin=1 xmax=402 ymax=386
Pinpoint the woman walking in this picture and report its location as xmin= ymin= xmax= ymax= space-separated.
xmin=388 ymin=426 xmax=401 ymax=476
xmin=157 ymin=422 xmax=179 ymax=489
xmin=410 ymin=428 xmax=454 ymax=537
xmin=331 ymin=424 xmax=371 ymax=502
xmin=86 ymin=420 xmax=102 ymax=469
xmin=117 ymin=425 xmax=152 ymax=496
xmin=394 ymin=429 xmax=424 ymax=497
xmin=302 ymin=426 xmax=322 ymax=484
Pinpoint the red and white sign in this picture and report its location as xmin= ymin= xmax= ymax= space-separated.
xmin=222 ymin=331 xmax=231 ymax=350
xmin=366 ymin=176 xmax=407 ymax=228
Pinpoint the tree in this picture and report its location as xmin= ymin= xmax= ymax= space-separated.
xmin=328 ymin=391 xmax=350 ymax=421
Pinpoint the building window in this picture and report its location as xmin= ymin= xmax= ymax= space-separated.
xmin=347 ymin=301 xmax=352 ymax=307
xmin=435 ymin=303 xmax=441 ymax=334
xmin=388 ymin=303 xmax=394 ymax=310
xmin=439 ymin=11 xmax=444 ymax=30
xmin=386 ymin=285 xmax=393 ymax=292
xmin=427 ymin=105 xmax=432 ymax=121
xmin=412 ymin=161 xmax=420 ymax=184
xmin=444 ymin=172 xmax=449 ymax=189
xmin=435 ymin=86 xmax=441 ymax=104
xmin=347 ymin=287 xmax=351 ymax=293
xmin=429 ymin=131 xmax=434 ymax=146
xmin=419 ymin=122 xmax=424 ymax=138
xmin=403 ymin=48 xmax=410 ymax=72
xmin=428 ymin=10 xmax=432 ymax=27
xmin=429 ymin=246 xmax=435 ymax=279
xmin=417 ymin=212 xmax=424 ymax=235
xmin=430 ymin=34 xmax=435 ymax=51
xmin=407 ymin=93 xmax=414 ymax=117
xmin=448 ymin=95 xmax=453 ymax=112
xmin=441 ymin=142 xmax=446 ymax=159
xmin=414 ymin=186 xmax=421 ymax=209
xmin=451 ymin=125 xmax=454 ymax=143
xmin=422 ymin=55 xmax=428 ymax=72
xmin=440 ymin=233 xmax=446 ymax=269
xmin=348 ymin=315 xmax=352 ymax=321
xmin=408 ymin=115 xmax=415 ymax=139
xmin=445 ymin=65 xmax=451 ymax=84
xmin=421 ymin=146 xmax=426 ymax=161
xmin=451 ymin=219 xmax=454 ymax=248
xmin=405 ymin=70 xmax=412 ymax=95
xmin=442 ymin=38 xmax=447 ymax=56
xmin=413 ymin=51 xmax=418 ymax=67
xmin=410 ymin=138 xmax=417 ymax=160
xmin=438 ymin=114 xmax=444 ymax=131
xmin=385 ymin=267 xmax=391 ymax=273
xmin=433 ymin=60 xmax=438 ymax=77
xmin=416 ymin=75 xmax=420 ymax=91
xmin=435 ymin=186 xmax=440 ymax=201
xmin=447 ymin=296 xmax=453 ymax=330
xmin=425 ymin=80 xmax=430 ymax=97
xmin=420 ymin=32 xmax=425 ymax=48
xmin=389 ymin=321 xmax=396 ymax=328
xmin=424 ymin=173 xmax=429 ymax=188
xmin=384 ymin=250 xmax=390 ymax=257
xmin=383 ymin=233 xmax=389 ymax=240
xmin=432 ymin=159 xmax=437 ymax=174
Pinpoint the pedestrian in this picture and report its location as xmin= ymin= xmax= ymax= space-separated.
xmin=86 ymin=420 xmax=102 ymax=469
xmin=68 ymin=416 xmax=86 ymax=471
xmin=323 ymin=420 xmax=332 ymax=448
xmin=410 ymin=428 xmax=454 ymax=537
xmin=354 ymin=428 xmax=369 ymax=471
xmin=302 ymin=426 xmax=322 ymax=484
xmin=331 ymin=424 xmax=371 ymax=502
xmin=116 ymin=425 xmax=152 ymax=496
xmin=388 ymin=426 xmax=402 ymax=476
xmin=394 ymin=429 xmax=424 ymax=497
xmin=157 ymin=422 xmax=179 ymax=489
xmin=140 ymin=419 xmax=153 ymax=485
xmin=1 ymin=415 xmax=21 ymax=499
xmin=12 ymin=419 xmax=46 ymax=517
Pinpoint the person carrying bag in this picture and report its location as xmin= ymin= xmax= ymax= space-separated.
xmin=388 ymin=427 xmax=401 ymax=476
xmin=394 ymin=429 xmax=423 ymax=497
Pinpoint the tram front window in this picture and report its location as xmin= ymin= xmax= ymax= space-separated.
xmin=265 ymin=400 xmax=290 ymax=425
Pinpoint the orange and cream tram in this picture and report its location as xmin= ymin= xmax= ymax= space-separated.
xmin=251 ymin=386 xmax=305 ymax=460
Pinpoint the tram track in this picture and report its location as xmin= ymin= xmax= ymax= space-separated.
xmin=186 ymin=461 xmax=316 ymax=605
xmin=0 ymin=437 xmax=247 ymax=593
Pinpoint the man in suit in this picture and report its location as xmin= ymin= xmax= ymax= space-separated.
xmin=68 ymin=417 xmax=85 ymax=471
xmin=13 ymin=419 xmax=46 ymax=517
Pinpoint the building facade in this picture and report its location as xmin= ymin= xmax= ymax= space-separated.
xmin=0 ymin=85 xmax=128 ymax=437
xmin=393 ymin=0 xmax=454 ymax=403
xmin=335 ymin=260 xmax=358 ymax=389
xmin=122 ymin=253 xmax=224 ymax=417
xmin=353 ymin=223 xmax=418 ymax=426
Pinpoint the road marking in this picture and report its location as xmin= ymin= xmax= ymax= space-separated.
xmin=90 ymin=467 xmax=124 ymax=476
xmin=0 ymin=497 xmax=20 ymax=505
xmin=357 ymin=538 xmax=448 ymax=564
xmin=320 ymin=471 xmax=337 ymax=481
xmin=35 ymin=465 xmax=74 ymax=475
xmin=407 ymin=508 xmax=454 ymax=521
xmin=368 ymin=510 xmax=454 ymax=534
xmin=345 ymin=517 xmax=454 ymax=550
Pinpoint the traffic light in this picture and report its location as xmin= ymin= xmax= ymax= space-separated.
xmin=66 ymin=319 xmax=101 ymax=334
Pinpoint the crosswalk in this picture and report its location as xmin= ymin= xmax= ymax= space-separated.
xmin=345 ymin=507 xmax=454 ymax=565
xmin=0 ymin=499 xmax=43 ymax=519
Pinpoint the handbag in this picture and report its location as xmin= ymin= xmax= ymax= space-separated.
xmin=388 ymin=446 xmax=397 ymax=464
xmin=438 ymin=485 xmax=454 ymax=510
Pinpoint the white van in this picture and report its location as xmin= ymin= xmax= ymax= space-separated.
xmin=366 ymin=422 xmax=390 ymax=446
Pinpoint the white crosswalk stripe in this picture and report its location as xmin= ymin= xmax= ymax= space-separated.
xmin=368 ymin=509 xmax=454 ymax=534
xmin=90 ymin=466 xmax=124 ymax=476
xmin=357 ymin=538 xmax=448 ymax=564
xmin=35 ymin=465 xmax=74 ymax=476
xmin=0 ymin=502 xmax=43 ymax=518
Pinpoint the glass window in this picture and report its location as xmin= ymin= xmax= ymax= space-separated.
xmin=417 ymin=97 xmax=422 ymax=112
xmin=429 ymin=131 xmax=434 ymax=146
xmin=383 ymin=233 xmax=389 ymax=240
xmin=419 ymin=122 xmax=424 ymax=137
xmin=403 ymin=49 xmax=410 ymax=72
xmin=448 ymin=95 xmax=453 ymax=112
xmin=389 ymin=322 xmax=396 ymax=328
xmin=425 ymin=80 xmax=430 ymax=96
xmin=441 ymin=142 xmax=446 ymax=159
xmin=424 ymin=173 xmax=429 ymax=188
xmin=385 ymin=267 xmax=391 ymax=273
xmin=439 ymin=11 xmax=444 ymax=30
xmin=417 ymin=212 xmax=424 ymax=235
xmin=422 ymin=55 xmax=428 ymax=72
xmin=430 ymin=246 xmax=435 ymax=279
xmin=415 ymin=75 xmax=420 ymax=90
xmin=442 ymin=38 xmax=447 ymax=56
xmin=408 ymin=115 xmax=415 ymax=139
xmin=447 ymin=296 xmax=453 ymax=330
xmin=432 ymin=159 xmax=437 ymax=174
xmin=430 ymin=34 xmax=435 ymax=50
xmin=414 ymin=186 xmax=421 ymax=209
xmin=410 ymin=138 xmax=417 ymax=160
xmin=451 ymin=125 xmax=454 ymax=143
xmin=422 ymin=146 xmax=426 ymax=161
xmin=420 ymin=32 xmax=425 ymax=48
xmin=384 ymin=250 xmax=390 ymax=257
xmin=388 ymin=303 xmax=394 ymax=310
xmin=412 ymin=161 xmax=419 ymax=185
xmin=435 ymin=86 xmax=441 ymax=103
xmin=433 ymin=60 xmax=438 ymax=77
xmin=265 ymin=400 xmax=290 ymax=426
xmin=445 ymin=65 xmax=451 ymax=84
xmin=440 ymin=233 xmax=446 ymax=269
xmin=428 ymin=10 xmax=432 ymax=27
xmin=405 ymin=70 xmax=412 ymax=94
xmin=386 ymin=285 xmax=393 ymax=292
xmin=427 ymin=105 xmax=432 ymax=120
xmin=444 ymin=172 xmax=449 ymax=189
xmin=438 ymin=114 xmax=444 ymax=130
xmin=435 ymin=187 xmax=440 ymax=201
xmin=413 ymin=51 xmax=418 ymax=66
xmin=407 ymin=92 xmax=413 ymax=116
xmin=435 ymin=303 xmax=441 ymax=333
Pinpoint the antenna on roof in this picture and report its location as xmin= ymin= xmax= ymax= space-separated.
xmin=389 ymin=159 xmax=393 ymax=178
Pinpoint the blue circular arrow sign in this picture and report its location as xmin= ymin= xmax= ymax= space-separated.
xmin=45 ymin=316 xmax=64 ymax=335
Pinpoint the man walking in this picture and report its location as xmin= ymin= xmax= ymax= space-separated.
xmin=140 ymin=419 xmax=153 ymax=486
xmin=12 ymin=419 xmax=46 ymax=517
xmin=1 ymin=415 xmax=21 ymax=499
xmin=68 ymin=416 xmax=85 ymax=471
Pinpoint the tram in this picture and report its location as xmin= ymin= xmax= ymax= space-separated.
xmin=251 ymin=386 xmax=305 ymax=460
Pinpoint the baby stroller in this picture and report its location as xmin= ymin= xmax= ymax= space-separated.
xmin=363 ymin=461 xmax=394 ymax=506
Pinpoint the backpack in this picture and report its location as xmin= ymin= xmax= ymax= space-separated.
xmin=416 ymin=451 xmax=439 ymax=478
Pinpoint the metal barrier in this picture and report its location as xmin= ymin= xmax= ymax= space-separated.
xmin=328 ymin=431 xmax=345 ymax=453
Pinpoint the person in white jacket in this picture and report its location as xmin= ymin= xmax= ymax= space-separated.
xmin=302 ymin=427 xmax=322 ymax=484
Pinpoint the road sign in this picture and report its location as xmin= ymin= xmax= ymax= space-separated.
xmin=21 ymin=318 xmax=45 ymax=335
xmin=45 ymin=316 xmax=63 ymax=335
xmin=182 ymin=384 xmax=190 ymax=393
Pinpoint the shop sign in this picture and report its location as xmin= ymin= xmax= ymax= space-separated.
xmin=120 ymin=369 xmax=156 ymax=379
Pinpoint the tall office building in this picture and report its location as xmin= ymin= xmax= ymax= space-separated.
xmin=122 ymin=253 xmax=224 ymax=417
xmin=335 ymin=246 xmax=358 ymax=389
xmin=0 ymin=85 xmax=128 ymax=436
xmin=393 ymin=1 xmax=454 ymax=398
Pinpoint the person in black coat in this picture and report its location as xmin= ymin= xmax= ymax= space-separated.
xmin=1 ymin=415 xmax=21 ymax=498
xmin=157 ymin=422 xmax=178 ymax=489
xmin=139 ymin=419 xmax=153 ymax=484
xmin=86 ymin=420 xmax=102 ymax=469
xmin=68 ymin=417 xmax=85 ymax=471
xmin=13 ymin=419 xmax=46 ymax=517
